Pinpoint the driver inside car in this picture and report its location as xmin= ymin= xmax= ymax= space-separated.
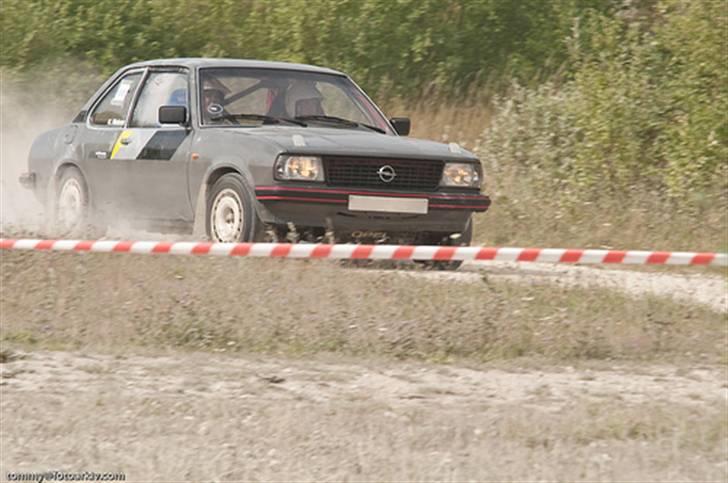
xmin=285 ymin=81 xmax=325 ymax=118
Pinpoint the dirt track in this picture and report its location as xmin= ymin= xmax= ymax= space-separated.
xmin=1 ymin=350 xmax=726 ymax=481
xmin=4 ymin=350 xmax=725 ymax=410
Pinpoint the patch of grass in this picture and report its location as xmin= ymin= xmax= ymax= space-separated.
xmin=471 ymin=180 xmax=728 ymax=254
xmin=1 ymin=252 xmax=724 ymax=364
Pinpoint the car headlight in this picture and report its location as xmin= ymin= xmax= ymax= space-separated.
xmin=440 ymin=162 xmax=481 ymax=188
xmin=274 ymin=155 xmax=324 ymax=182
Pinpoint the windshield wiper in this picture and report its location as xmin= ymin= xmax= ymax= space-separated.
xmin=294 ymin=115 xmax=386 ymax=134
xmin=210 ymin=113 xmax=307 ymax=127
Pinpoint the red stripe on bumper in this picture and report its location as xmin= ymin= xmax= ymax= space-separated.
xmin=255 ymin=185 xmax=486 ymax=200
xmin=255 ymin=186 xmax=490 ymax=211
xmin=256 ymin=196 xmax=347 ymax=204
xmin=428 ymin=203 xmax=490 ymax=210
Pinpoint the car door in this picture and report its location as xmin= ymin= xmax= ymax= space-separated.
xmin=112 ymin=68 xmax=194 ymax=222
xmin=81 ymin=70 xmax=145 ymax=217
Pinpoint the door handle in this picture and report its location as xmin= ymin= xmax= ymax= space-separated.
xmin=120 ymin=137 xmax=132 ymax=145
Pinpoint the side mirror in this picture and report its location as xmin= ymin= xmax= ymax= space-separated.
xmin=159 ymin=105 xmax=187 ymax=125
xmin=390 ymin=117 xmax=410 ymax=136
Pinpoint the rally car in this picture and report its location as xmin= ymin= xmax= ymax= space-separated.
xmin=20 ymin=58 xmax=490 ymax=255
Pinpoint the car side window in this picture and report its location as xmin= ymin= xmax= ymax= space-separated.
xmin=130 ymin=71 xmax=189 ymax=128
xmin=90 ymin=72 xmax=143 ymax=127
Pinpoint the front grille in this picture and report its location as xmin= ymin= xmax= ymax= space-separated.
xmin=324 ymin=156 xmax=444 ymax=191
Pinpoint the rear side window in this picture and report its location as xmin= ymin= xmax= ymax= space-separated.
xmin=130 ymin=71 xmax=189 ymax=127
xmin=90 ymin=72 xmax=143 ymax=126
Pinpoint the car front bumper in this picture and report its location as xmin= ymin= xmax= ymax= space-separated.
xmin=254 ymin=185 xmax=490 ymax=233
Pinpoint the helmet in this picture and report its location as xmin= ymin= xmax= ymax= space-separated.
xmin=285 ymin=81 xmax=324 ymax=117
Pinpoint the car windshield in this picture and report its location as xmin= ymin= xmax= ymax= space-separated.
xmin=199 ymin=68 xmax=393 ymax=134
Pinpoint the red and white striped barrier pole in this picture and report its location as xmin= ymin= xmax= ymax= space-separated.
xmin=0 ymin=239 xmax=725 ymax=266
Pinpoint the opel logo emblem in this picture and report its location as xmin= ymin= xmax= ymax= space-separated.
xmin=377 ymin=165 xmax=396 ymax=183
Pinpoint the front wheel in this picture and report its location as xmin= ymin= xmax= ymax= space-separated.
xmin=206 ymin=173 xmax=264 ymax=242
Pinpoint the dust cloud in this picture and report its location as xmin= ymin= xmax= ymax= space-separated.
xmin=0 ymin=84 xmax=73 ymax=233
xmin=0 ymin=64 xmax=104 ymax=235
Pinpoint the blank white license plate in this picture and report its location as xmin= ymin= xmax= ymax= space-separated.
xmin=348 ymin=195 xmax=428 ymax=214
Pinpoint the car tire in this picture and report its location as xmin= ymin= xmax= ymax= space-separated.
xmin=206 ymin=173 xmax=264 ymax=242
xmin=50 ymin=166 xmax=104 ymax=238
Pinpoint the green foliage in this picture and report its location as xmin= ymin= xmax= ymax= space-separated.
xmin=480 ymin=0 xmax=727 ymax=199
xmin=0 ymin=0 xmax=612 ymax=97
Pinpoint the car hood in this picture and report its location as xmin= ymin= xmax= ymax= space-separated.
xmin=222 ymin=126 xmax=478 ymax=161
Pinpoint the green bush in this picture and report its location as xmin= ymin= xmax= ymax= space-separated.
xmin=480 ymin=0 xmax=727 ymax=199
xmin=0 ymin=0 xmax=612 ymax=98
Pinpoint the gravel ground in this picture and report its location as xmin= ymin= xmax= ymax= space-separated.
xmin=1 ymin=350 xmax=726 ymax=481
xmin=419 ymin=261 xmax=728 ymax=313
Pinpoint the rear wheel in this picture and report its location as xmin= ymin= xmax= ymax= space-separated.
xmin=51 ymin=167 xmax=105 ymax=237
xmin=206 ymin=173 xmax=264 ymax=242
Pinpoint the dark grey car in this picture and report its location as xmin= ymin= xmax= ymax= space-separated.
xmin=21 ymin=58 xmax=490 ymax=250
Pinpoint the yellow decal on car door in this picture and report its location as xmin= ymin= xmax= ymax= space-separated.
xmin=110 ymin=129 xmax=187 ymax=160
xmin=110 ymin=129 xmax=157 ymax=160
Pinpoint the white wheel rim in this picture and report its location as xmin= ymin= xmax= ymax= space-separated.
xmin=58 ymin=178 xmax=83 ymax=231
xmin=211 ymin=188 xmax=244 ymax=242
